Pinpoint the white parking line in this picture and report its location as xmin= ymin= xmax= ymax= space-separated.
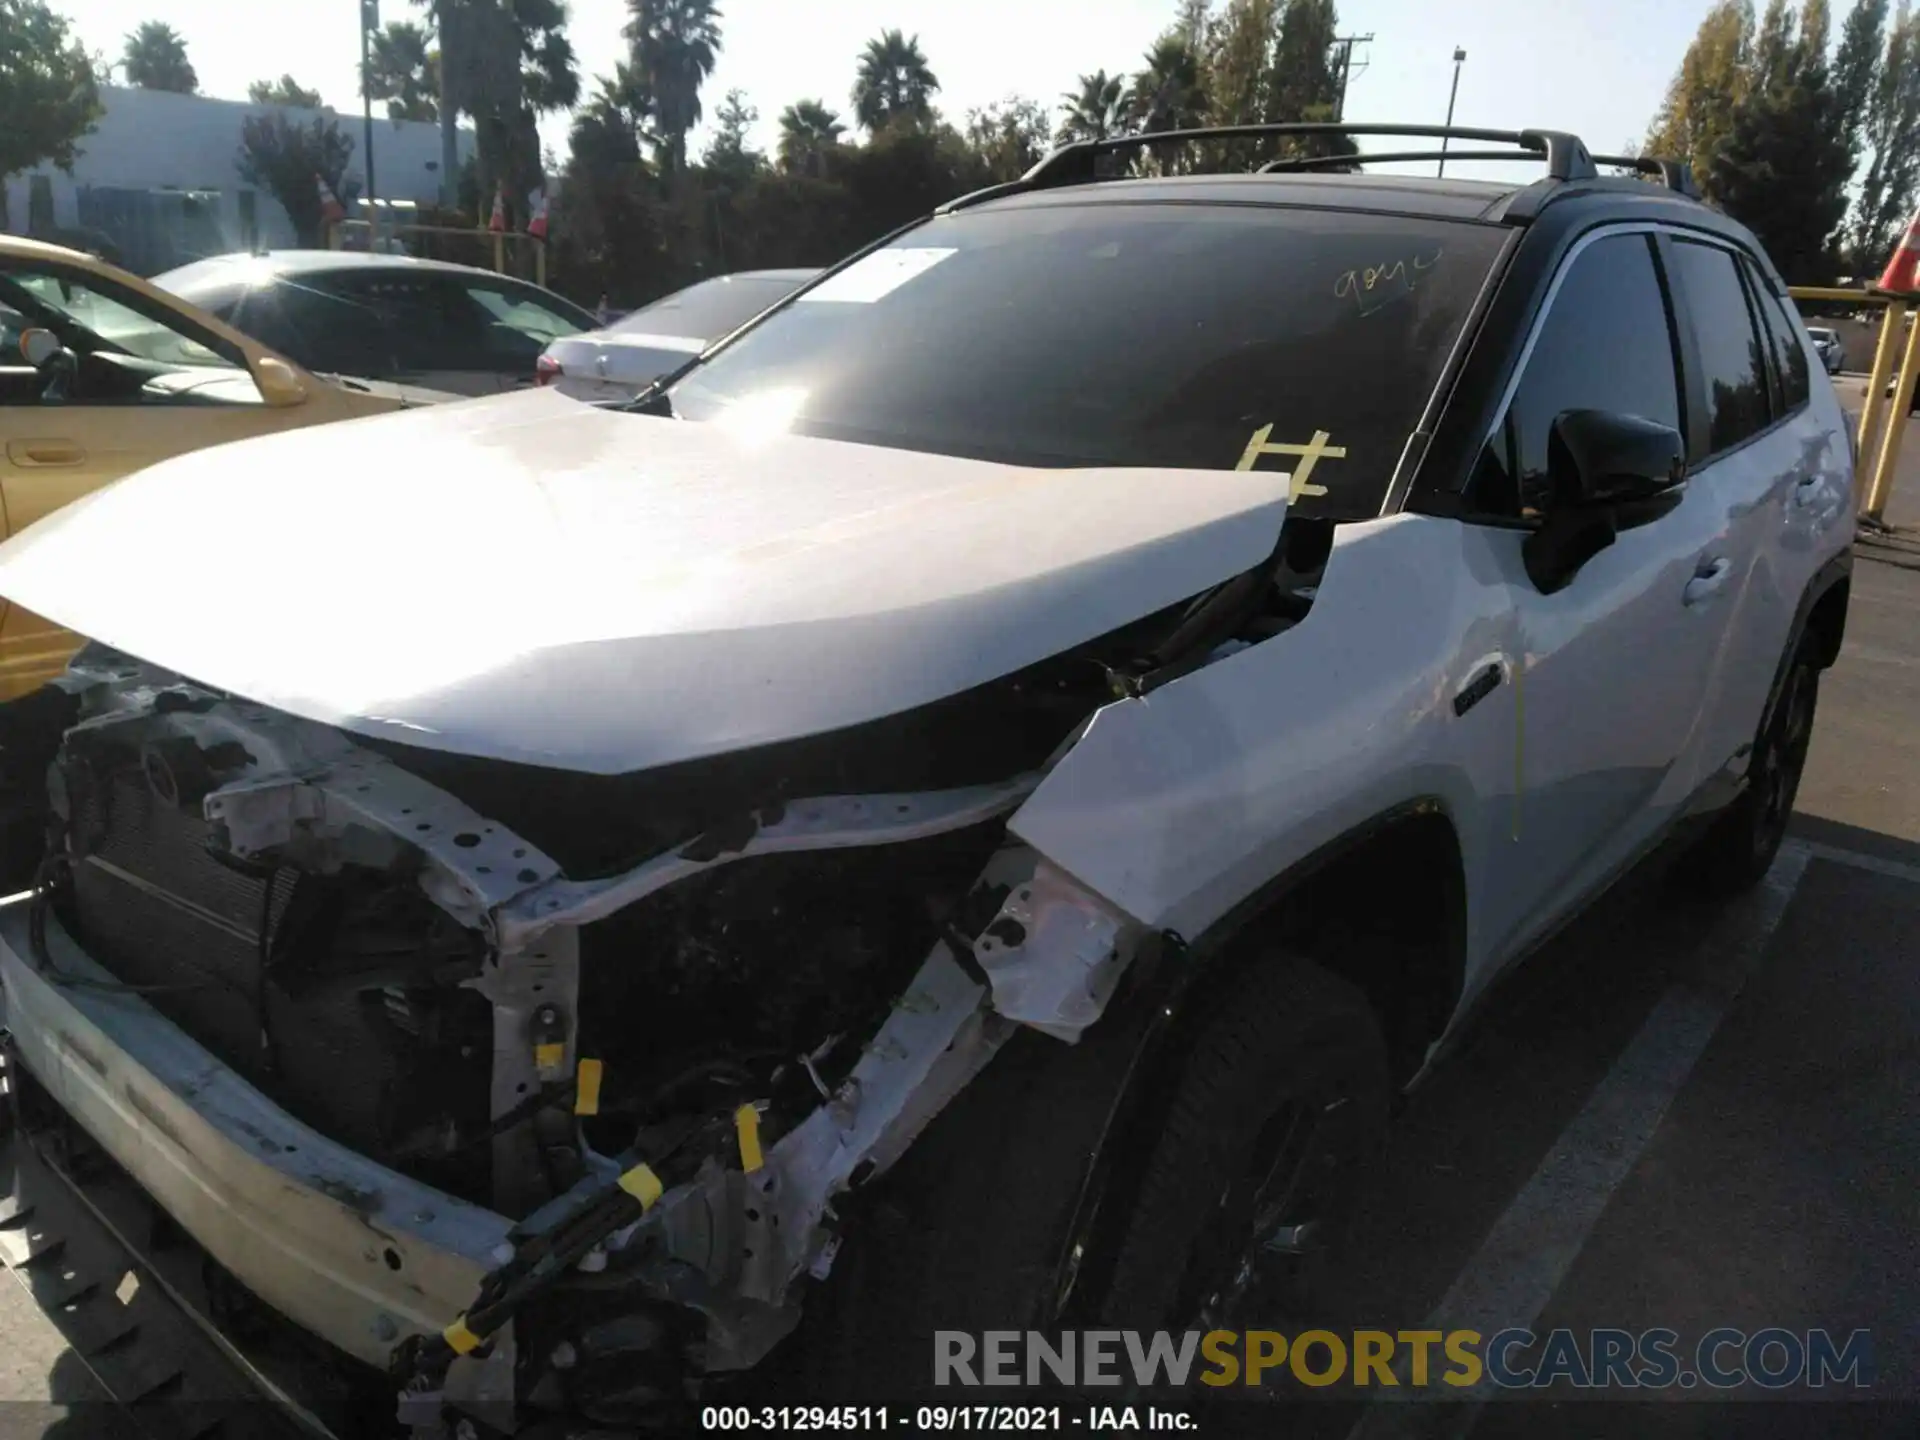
xmin=1345 ymin=842 xmax=1813 ymax=1439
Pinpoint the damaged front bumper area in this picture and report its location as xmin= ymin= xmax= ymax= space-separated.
xmin=0 ymin=648 xmax=1148 ymax=1432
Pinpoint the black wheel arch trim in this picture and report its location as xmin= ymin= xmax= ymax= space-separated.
xmin=1042 ymin=798 xmax=1465 ymax=1326
xmin=1762 ymin=548 xmax=1851 ymax=734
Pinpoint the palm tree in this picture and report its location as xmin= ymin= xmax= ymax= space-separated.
xmin=121 ymin=21 xmax=197 ymax=94
xmin=1056 ymin=70 xmax=1128 ymax=146
xmin=431 ymin=0 xmax=579 ymax=214
xmin=624 ymin=0 xmax=723 ymax=178
xmin=777 ymin=99 xmax=844 ymax=176
xmin=851 ymin=30 xmax=938 ymax=134
xmin=1129 ymin=35 xmax=1206 ymax=134
xmin=366 ymin=21 xmax=438 ymax=123
xmin=1128 ymin=35 xmax=1207 ymax=173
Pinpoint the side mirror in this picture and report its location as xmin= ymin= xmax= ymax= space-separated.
xmin=1546 ymin=408 xmax=1686 ymax=507
xmin=1523 ymin=409 xmax=1686 ymax=596
xmin=18 ymin=328 xmax=60 ymax=368
xmin=250 ymin=354 xmax=309 ymax=408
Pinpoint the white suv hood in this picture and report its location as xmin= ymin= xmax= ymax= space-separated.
xmin=0 ymin=387 xmax=1289 ymax=774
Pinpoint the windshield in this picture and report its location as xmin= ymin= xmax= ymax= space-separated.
xmin=613 ymin=273 xmax=813 ymax=341
xmin=663 ymin=204 xmax=1506 ymax=518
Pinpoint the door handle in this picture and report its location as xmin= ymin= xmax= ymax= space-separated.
xmin=1792 ymin=476 xmax=1822 ymax=508
xmin=5 ymin=439 xmax=85 ymax=468
xmin=1683 ymin=556 xmax=1732 ymax=606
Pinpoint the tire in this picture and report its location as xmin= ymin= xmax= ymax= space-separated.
xmin=791 ymin=955 xmax=1390 ymax=1396
xmin=1095 ymin=956 xmax=1390 ymax=1330
xmin=1684 ymin=632 xmax=1821 ymax=896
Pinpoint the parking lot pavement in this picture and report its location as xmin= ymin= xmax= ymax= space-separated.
xmin=5 ymin=395 xmax=1920 ymax=1436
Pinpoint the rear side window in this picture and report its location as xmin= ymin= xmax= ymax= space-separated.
xmin=1668 ymin=240 xmax=1771 ymax=457
xmin=665 ymin=206 xmax=1509 ymax=520
xmin=1467 ymin=232 xmax=1682 ymax=518
xmin=1746 ymin=261 xmax=1812 ymax=415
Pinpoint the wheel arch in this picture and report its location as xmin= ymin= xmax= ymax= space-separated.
xmin=1044 ymin=798 xmax=1467 ymax=1323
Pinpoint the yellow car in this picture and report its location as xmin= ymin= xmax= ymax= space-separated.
xmin=0 ymin=235 xmax=443 ymax=698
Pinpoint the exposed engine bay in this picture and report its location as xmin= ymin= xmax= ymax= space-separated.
xmin=0 ymin=518 xmax=1332 ymax=1432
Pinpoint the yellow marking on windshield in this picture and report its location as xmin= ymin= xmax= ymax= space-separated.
xmin=1235 ymin=427 xmax=1347 ymax=500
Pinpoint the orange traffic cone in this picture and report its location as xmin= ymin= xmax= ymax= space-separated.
xmin=1875 ymin=204 xmax=1920 ymax=296
xmin=316 ymin=174 xmax=345 ymax=226
xmin=526 ymin=186 xmax=549 ymax=242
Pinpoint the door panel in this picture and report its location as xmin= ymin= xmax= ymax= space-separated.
xmin=1693 ymin=264 xmax=1850 ymax=783
xmin=0 ymin=258 xmax=285 ymax=697
xmin=1460 ymin=230 xmax=1735 ymax=961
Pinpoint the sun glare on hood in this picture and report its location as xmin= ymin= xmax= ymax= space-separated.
xmin=715 ymin=387 xmax=808 ymax=447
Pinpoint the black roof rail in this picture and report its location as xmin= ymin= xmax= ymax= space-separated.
xmin=940 ymin=121 xmax=1699 ymax=213
xmin=1257 ymin=148 xmax=1526 ymax=173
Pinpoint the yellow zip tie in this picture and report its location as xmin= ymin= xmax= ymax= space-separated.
xmin=534 ymin=1041 xmax=565 ymax=1070
xmin=444 ymin=1315 xmax=483 ymax=1354
xmin=734 ymin=1103 xmax=764 ymax=1173
xmin=617 ymin=1162 xmax=663 ymax=1209
xmin=574 ymin=1058 xmax=604 ymax=1117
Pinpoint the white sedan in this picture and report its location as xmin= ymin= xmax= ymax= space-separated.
xmin=535 ymin=268 xmax=817 ymax=401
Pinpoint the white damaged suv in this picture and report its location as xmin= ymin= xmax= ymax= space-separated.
xmin=0 ymin=125 xmax=1853 ymax=1432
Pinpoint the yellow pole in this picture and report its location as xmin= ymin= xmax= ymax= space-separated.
xmin=492 ymin=232 xmax=504 ymax=273
xmin=1864 ymin=307 xmax=1920 ymax=521
xmin=1858 ymin=299 xmax=1908 ymax=460
xmin=327 ymin=221 xmax=341 ymax=251
xmin=536 ymin=241 xmax=547 ymax=290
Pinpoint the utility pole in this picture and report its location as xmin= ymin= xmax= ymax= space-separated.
xmin=1438 ymin=48 xmax=1467 ymax=178
xmin=360 ymin=0 xmax=379 ymax=246
xmin=1330 ymin=33 xmax=1374 ymax=122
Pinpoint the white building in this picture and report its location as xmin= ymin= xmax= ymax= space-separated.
xmin=3 ymin=85 xmax=475 ymax=275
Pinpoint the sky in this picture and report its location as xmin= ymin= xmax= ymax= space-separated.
xmin=57 ymin=0 xmax=1865 ymax=184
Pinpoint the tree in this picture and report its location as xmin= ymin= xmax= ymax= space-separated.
xmin=625 ymin=0 xmax=721 ymax=178
xmin=431 ymin=0 xmax=579 ymax=218
xmin=1266 ymin=0 xmax=1357 ymax=163
xmin=249 ymin=75 xmax=323 ymax=109
xmin=367 ymin=20 xmax=438 ymax=122
xmin=1056 ymin=70 xmax=1128 ymax=146
xmin=0 ymin=0 xmax=103 ymax=210
xmin=1643 ymin=0 xmax=1757 ymax=196
xmin=1128 ymin=33 xmax=1207 ymax=172
xmin=852 ymin=29 xmax=939 ymax=134
xmin=964 ymin=97 xmax=1050 ymax=181
xmin=121 ymin=20 xmax=196 ymax=93
xmin=704 ymin=88 xmax=764 ymax=180
xmin=1850 ymin=1 xmax=1920 ymax=270
xmin=237 ymin=110 xmax=354 ymax=244
xmin=1831 ymin=0 xmax=1888 ymax=155
xmin=1707 ymin=0 xmax=1854 ymax=282
xmin=777 ymin=99 xmax=844 ymax=176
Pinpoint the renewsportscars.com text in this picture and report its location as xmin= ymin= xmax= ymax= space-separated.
xmin=933 ymin=1328 xmax=1874 ymax=1391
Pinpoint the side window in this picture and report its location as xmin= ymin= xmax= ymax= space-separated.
xmin=1666 ymin=241 xmax=1771 ymax=457
xmin=457 ymin=279 xmax=585 ymax=372
xmin=1746 ymin=260 xmax=1812 ymax=415
xmin=244 ymin=281 xmax=400 ymax=378
xmin=1468 ymin=233 xmax=1683 ymax=518
xmin=313 ymin=274 xmax=467 ymax=374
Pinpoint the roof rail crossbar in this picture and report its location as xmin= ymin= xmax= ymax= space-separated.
xmin=1590 ymin=153 xmax=1700 ymax=198
xmin=1016 ymin=123 xmax=1599 ymax=189
xmin=937 ymin=121 xmax=1695 ymax=215
xmin=1256 ymin=148 xmax=1528 ymax=173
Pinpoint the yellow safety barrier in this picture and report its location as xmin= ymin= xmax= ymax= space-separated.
xmin=1790 ymin=285 xmax=1912 ymax=525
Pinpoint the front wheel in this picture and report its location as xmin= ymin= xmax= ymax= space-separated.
xmin=1684 ymin=633 xmax=1821 ymax=895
